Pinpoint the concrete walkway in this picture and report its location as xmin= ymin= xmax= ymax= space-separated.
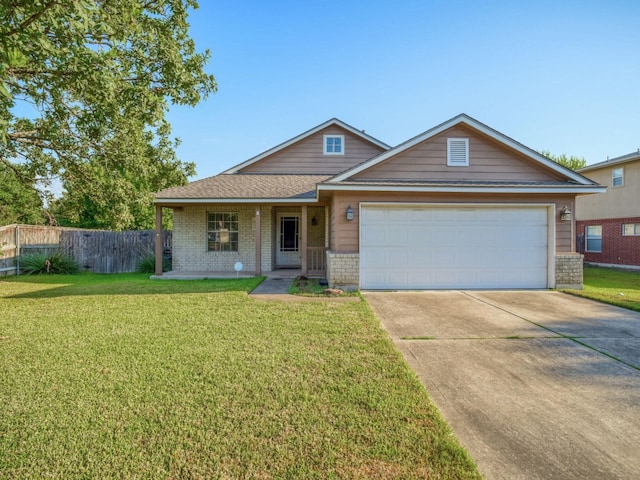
xmin=249 ymin=276 xmax=361 ymax=302
xmin=250 ymin=276 xmax=293 ymax=295
xmin=365 ymin=291 xmax=640 ymax=480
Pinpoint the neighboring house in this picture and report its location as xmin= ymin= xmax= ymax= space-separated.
xmin=154 ymin=114 xmax=604 ymax=289
xmin=576 ymin=150 xmax=640 ymax=267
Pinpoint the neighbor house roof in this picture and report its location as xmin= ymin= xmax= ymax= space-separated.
xmin=578 ymin=149 xmax=640 ymax=173
xmin=222 ymin=118 xmax=390 ymax=174
xmin=156 ymin=174 xmax=330 ymax=203
xmin=329 ymin=113 xmax=598 ymax=186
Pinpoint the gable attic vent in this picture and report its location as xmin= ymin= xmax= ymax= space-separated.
xmin=447 ymin=138 xmax=469 ymax=166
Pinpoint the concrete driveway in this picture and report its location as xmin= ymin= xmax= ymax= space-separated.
xmin=364 ymin=291 xmax=640 ymax=480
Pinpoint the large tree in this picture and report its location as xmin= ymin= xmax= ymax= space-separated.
xmin=0 ymin=161 xmax=45 ymax=225
xmin=539 ymin=150 xmax=587 ymax=171
xmin=0 ymin=0 xmax=216 ymax=229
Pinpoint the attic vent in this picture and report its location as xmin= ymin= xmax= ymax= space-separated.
xmin=447 ymin=138 xmax=469 ymax=166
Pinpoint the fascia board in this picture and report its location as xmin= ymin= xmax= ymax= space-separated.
xmin=155 ymin=197 xmax=318 ymax=204
xmin=316 ymin=183 xmax=607 ymax=194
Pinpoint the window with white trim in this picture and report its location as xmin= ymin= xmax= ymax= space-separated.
xmin=612 ymin=167 xmax=624 ymax=187
xmin=623 ymin=223 xmax=640 ymax=236
xmin=207 ymin=212 xmax=238 ymax=251
xmin=323 ymin=135 xmax=344 ymax=155
xmin=585 ymin=225 xmax=602 ymax=252
xmin=447 ymin=138 xmax=469 ymax=166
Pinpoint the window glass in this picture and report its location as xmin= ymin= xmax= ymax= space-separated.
xmin=623 ymin=223 xmax=640 ymax=236
xmin=324 ymin=135 xmax=344 ymax=155
xmin=207 ymin=212 xmax=239 ymax=251
xmin=612 ymin=168 xmax=623 ymax=187
xmin=585 ymin=225 xmax=602 ymax=252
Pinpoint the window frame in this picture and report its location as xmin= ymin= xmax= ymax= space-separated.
xmin=585 ymin=225 xmax=602 ymax=253
xmin=612 ymin=167 xmax=624 ymax=187
xmin=207 ymin=212 xmax=239 ymax=252
xmin=323 ymin=135 xmax=344 ymax=155
xmin=622 ymin=223 xmax=640 ymax=236
xmin=447 ymin=138 xmax=469 ymax=166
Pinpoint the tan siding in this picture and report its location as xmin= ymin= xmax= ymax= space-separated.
xmin=576 ymin=159 xmax=640 ymax=220
xmin=240 ymin=126 xmax=385 ymax=174
xmin=330 ymin=191 xmax=577 ymax=254
xmin=353 ymin=125 xmax=565 ymax=182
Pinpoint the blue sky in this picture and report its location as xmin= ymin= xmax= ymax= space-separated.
xmin=167 ymin=0 xmax=640 ymax=180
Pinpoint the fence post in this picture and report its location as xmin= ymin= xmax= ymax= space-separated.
xmin=15 ymin=225 xmax=20 ymax=275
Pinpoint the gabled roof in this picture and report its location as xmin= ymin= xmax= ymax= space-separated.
xmin=155 ymin=174 xmax=330 ymax=203
xmin=328 ymin=113 xmax=598 ymax=186
xmin=222 ymin=118 xmax=390 ymax=174
xmin=578 ymin=149 xmax=640 ymax=173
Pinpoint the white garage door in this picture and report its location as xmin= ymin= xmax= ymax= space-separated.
xmin=360 ymin=205 xmax=549 ymax=289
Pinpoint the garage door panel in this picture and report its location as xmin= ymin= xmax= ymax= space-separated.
xmin=360 ymin=205 xmax=549 ymax=289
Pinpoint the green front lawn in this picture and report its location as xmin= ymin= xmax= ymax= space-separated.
xmin=564 ymin=265 xmax=640 ymax=311
xmin=0 ymin=274 xmax=479 ymax=479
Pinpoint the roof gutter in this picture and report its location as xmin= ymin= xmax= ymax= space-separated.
xmin=316 ymin=184 xmax=607 ymax=194
xmin=154 ymin=197 xmax=319 ymax=205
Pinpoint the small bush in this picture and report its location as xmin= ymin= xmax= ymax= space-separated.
xmin=137 ymin=252 xmax=170 ymax=273
xmin=20 ymin=251 xmax=79 ymax=275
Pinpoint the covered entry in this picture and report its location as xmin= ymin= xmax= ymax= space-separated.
xmin=359 ymin=204 xmax=552 ymax=289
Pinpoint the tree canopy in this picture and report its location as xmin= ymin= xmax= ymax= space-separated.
xmin=539 ymin=150 xmax=587 ymax=171
xmin=0 ymin=161 xmax=45 ymax=225
xmin=0 ymin=0 xmax=216 ymax=229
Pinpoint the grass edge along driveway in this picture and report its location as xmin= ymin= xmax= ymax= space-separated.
xmin=563 ymin=265 xmax=640 ymax=312
xmin=0 ymin=274 xmax=480 ymax=479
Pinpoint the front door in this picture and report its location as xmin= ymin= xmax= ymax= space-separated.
xmin=276 ymin=214 xmax=301 ymax=267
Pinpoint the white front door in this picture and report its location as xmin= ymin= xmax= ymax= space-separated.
xmin=276 ymin=214 xmax=301 ymax=267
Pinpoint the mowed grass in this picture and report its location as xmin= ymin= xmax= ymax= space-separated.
xmin=0 ymin=274 xmax=479 ymax=479
xmin=564 ymin=265 xmax=640 ymax=311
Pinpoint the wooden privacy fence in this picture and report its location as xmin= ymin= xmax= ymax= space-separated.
xmin=0 ymin=224 xmax=171 ymax=275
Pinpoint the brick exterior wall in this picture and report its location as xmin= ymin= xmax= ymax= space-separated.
xmin=172 ymin=205 xmax=273 ymax=273
xmin=326 ymin=252 xmax=359 ymax=288
xmin=577 ymin=217 xmax=640 ymax=267
xmin=555 ymin=254 xmax=583 ymax=289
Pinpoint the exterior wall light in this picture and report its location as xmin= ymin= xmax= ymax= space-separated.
xmin=560 ymin=205 xmax=572 ymax=221
xmin=346 ymin=205 xmax=354 ymax=221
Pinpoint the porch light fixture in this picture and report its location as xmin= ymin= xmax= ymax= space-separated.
xmin=311 ymin=216 xmax=317 ymax=226
xmin=560 ymin=205 xmax=572 ymax=221
xmin=346 ymin=205 xmax=354 ymax=221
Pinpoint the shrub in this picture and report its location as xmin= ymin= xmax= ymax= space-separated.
xmin=20 ymin=251 xmax=79 ymax=275
xmin=137 ymin=251 xmax=170 ymax=273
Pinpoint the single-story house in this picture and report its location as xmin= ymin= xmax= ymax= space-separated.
xmin=576 ymin=150 xmax=640 ymax=267
xmin=154 ymin=114 xmax=604 ymax=289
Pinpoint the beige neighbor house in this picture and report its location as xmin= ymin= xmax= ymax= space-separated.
xmin=576 ymin=150 xmax=640 ymax=267
xmin=153 ymin=114 xmax=604 ymax=290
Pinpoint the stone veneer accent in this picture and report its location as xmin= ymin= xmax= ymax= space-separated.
xmin=172 ymin=205 xmax=273 ymax=273
xmin=555 ymin=253 xmax=583 ymax=290
xmin=326 ymin=251 xmax=585 ymax=290
xmin=326 ymin=251 xmax=359 ymax=288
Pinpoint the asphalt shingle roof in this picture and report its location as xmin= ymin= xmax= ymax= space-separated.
xmin=155 ymin=174 xmax=330 ymax=200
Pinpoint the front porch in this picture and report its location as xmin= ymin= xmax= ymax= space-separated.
xmin=154 ymin=204 xmax=328 ymax=277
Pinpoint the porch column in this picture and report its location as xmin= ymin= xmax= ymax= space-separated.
xmin=255 ymin=208 xmax=262 ymax=276
xmin=301 ymin=205 xmax=308 ymax=275
xmin=154 ymin=204 xmax=163 ymax=276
